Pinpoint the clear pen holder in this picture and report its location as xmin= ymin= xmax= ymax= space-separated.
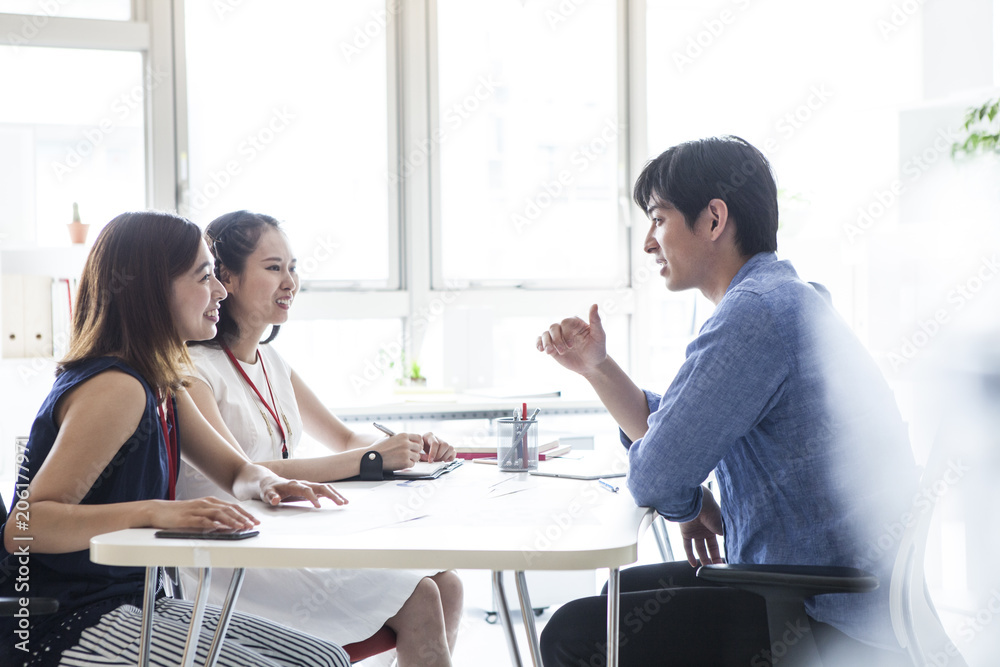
xmin=497 ymin=418 xmax=538 ymax=472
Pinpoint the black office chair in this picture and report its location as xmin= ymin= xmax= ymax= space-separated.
xmin=697 ymin=438 xmax=966 ymax=667
xmin=0 ymin=494 xmax=59 ymax=616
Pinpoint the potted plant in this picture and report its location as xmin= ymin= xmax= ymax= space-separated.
xmin=68 ymin=202 xmax=90 ymax=244
xmin=393 ymin=353 xmax=427 ymax=387
xmin=406 ymin=360 xmax=426 ymax=386
xmin=952 ymin=97 xmax=999 ymax=156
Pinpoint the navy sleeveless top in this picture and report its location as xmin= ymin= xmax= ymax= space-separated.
xmin=0 ymin=357 xmax=179 ymax=622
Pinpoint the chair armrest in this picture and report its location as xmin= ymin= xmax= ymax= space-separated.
xmin=696 ymin=563 xmax=878 ymax=600
xmin=0 ymin=597 xmax=60 ymax=616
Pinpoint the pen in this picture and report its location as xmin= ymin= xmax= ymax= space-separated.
xmin=520 ymin=403 xmax=528 ymax=466
xmin=372 ymin=422 xmax=396 ymax=437
xmin=597 ymin=479 xmax=619 ymax=493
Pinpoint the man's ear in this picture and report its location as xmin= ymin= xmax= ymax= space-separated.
xmin=706 ymin=199 xmax=730 ymax=241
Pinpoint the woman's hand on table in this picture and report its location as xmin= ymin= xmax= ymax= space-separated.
xmin=421 ymin=432 xmax=455 ymax=462
xmin=152 ymin=497 xmax=260 ymax=531
xmin=260 ymin=478 xmax=349 ymax=507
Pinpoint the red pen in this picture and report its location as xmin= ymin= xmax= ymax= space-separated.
xmin=521 ymin=402 xmax=528 ymax=466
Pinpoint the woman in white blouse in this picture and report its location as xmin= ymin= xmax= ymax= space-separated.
xmin=177 ymin=210 xmax=461 ymax=667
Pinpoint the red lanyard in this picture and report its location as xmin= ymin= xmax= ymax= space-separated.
xmin=156 ymin=392 xmax=178 ymax=500
xmin=222 ymin=345 xmax=289 ymax=459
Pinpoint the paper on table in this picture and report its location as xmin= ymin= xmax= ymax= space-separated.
xmin=528 ymin=451 xmax=629 ymax=480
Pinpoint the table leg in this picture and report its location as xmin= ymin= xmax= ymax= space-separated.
xmin=204 ymin=568 xmax=246 ymax=667
xmin=491 ymin=571 xmax=523 ymax=667
xmin=514 ymin=571 xmax=543 ymax=667
xmin=606 ymin=567 xmax=620 ymax=667
xmin=652 ymin=515 xmax=675 ymax=562
xmin=181 ymin=567 xmax=212 ymax=667
xmin=138 ymin=566 xmax=157 ymax=667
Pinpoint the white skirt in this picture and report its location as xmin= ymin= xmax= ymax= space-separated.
xmin=179 ymin=567 xmax=435 ymax=645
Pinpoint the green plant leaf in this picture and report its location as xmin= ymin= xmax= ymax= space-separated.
xmin=953 ymin=97 xmax=1000 ymax=157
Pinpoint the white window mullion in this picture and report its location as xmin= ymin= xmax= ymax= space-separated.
xmin=386 ymin=0 xmax=404 ymax=292
xmin=142 ymin=0 xmax=177 ymax=212
xmin=625 ymin=0 xmax=648 ymax=378
xmin=399 ymin=0 xmax=434 ymax=363
xmin=0 ymin=15 xmax=149 ymax=50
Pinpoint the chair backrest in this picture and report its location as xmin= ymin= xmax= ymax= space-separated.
xmin=887 ymin=437 xmax=967 ymax=666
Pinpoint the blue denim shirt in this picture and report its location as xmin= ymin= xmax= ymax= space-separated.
xmin=624 ymin=252 xmax=918 ymax=649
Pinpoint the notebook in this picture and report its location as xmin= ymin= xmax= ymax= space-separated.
xmin=392 ymin=459 xmax=464 ymax=480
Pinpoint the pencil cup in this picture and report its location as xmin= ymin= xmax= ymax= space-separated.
xmin=497 ymin=418 xmax=538 ymax=472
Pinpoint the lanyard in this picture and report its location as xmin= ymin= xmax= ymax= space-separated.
xmin=156 ymin=391 xmax=178 ymax=500
xmin=222 ymin=345 xmax=289 ymax=459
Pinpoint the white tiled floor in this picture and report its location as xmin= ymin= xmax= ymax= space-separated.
xmin=451 ymin=603 xmax=557 ymax=667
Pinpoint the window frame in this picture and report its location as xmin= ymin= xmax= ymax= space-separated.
xmin=0 ymin=1 xmax=178 ymax=216
xmin=415 ymin=0 xmax=642 ymax=369
xmin=1 ymin=0 xmax=646 ymax=377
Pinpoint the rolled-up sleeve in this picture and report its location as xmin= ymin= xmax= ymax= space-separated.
xmin=619 ymin=390 xmax=662 ymax=448
xmin=625 ymin=291 xmax=789 ymax=522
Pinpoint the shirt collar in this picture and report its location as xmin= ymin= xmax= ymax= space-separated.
xmin=726 ymin=251 xmax=777 ymax=293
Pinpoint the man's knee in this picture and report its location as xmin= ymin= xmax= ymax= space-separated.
xmin=540 ymin=600 xmax=606 ymax=667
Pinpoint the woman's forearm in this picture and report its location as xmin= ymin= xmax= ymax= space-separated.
xmin=229 ymin=462 xmax=278 ymax=501
xmin=4 ymin=499 xmax=153 ymax=554
xmin=252 ymin=451 xmax=364 ymax=483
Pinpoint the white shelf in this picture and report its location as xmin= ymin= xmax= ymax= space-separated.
xmin=1 ymin=246 xmax=88 ymax=278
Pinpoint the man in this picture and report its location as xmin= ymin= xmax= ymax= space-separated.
xmin=537 ymin=136 xmax=917 ymax=665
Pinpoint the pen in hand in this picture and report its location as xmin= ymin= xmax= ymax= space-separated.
xmin=373 ymin=422 xmax=396 ymax=437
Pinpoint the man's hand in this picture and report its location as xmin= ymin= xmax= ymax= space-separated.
xmin=679 ymin=487 xmax=725 ymax=567
xmin=536 ymin=304 xmax=607 ymax=377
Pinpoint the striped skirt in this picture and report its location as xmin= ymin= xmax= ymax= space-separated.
xmin=14 ymin=597 xmax=350 ymax=667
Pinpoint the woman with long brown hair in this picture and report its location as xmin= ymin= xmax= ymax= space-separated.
xmin=0 ymin=211 xmax=351 ymax=667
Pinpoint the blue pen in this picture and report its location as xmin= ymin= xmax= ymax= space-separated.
xmin=597 ymin=479 xmax=619 ymax=493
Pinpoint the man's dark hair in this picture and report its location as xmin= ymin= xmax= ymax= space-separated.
xmin=633 ymin=135 xmax=779 ymax=256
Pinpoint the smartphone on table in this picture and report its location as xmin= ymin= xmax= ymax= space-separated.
xmin=154 ymin=527 xmax=260 ymax=540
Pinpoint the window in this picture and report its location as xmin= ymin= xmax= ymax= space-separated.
xmin=275 ymin=318 xmax=405 ymax=405
xmin=435 ymin=0 xmax=626 ymax=287
xmin=0 ymin=46 xmax=146 ymax=246
xmin=182 ymin=0 xmax=393 ymax=285
xmin=644 ymin=0 xmax=921 ymax=347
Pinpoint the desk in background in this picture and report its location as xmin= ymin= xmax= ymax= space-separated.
xmin=91 ymin=459 xmax=652 ymax=667
xmin=334 ymin=396 xmax=606 ymax=423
